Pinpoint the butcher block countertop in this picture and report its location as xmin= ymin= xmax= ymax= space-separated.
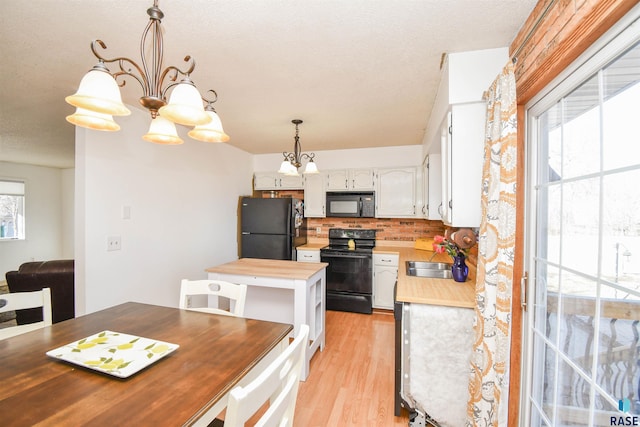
xmin=206 ymin=258 xmax=328 ymax=280
xmin=374 ymin=244 xmax=476 ymax=309
xmin=296 ymin=242 xmax=328 ymax=250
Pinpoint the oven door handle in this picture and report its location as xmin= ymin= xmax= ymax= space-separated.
xmin=321 ymin=253 xmax=371 ymax=260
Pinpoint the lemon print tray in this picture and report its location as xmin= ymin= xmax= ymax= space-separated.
xmin=46 ymin=330 xmax=179 ymax=378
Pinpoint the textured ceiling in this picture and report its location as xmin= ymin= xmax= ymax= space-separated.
xmin=0 ymin=0 xmax=537 ymax=169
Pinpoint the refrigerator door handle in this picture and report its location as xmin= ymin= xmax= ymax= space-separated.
xmin=241 ymin=231 xmax=250 ymax=235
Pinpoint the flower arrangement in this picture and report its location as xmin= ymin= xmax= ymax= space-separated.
xmin=432 ymin=234 xmax=469 ymax=259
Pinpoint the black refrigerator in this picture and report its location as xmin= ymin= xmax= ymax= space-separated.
xmin=240 ymin=197 xmax=307 ymax=260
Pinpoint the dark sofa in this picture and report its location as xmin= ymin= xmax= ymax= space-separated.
xmin=5 ymin=260 xmax=75 ymax=324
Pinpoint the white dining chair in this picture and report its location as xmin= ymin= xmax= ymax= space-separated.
xmin=216 ymin=324 xmax=309 ymax=427
xmin=0 ymin=288 xmax=52 ymax=340
xmin=179 ymin=279 xmax=247 ymax=317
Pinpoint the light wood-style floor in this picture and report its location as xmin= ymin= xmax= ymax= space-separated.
xmin=294 ymin=309 xmax=410 ymax=426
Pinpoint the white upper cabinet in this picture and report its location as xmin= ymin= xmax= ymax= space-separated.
xmin=254 ymin=172 xmax=304 ymax=190
xmin=375 ymin=167 xmax=418 ymax=218
xmin=326 ymin=169 xmax=375 ymax=191
xmin=440 ymin=103 xmax=485 ymax=227
xmin=420 ymin=47 xmax=507 ymax=226
xmin=326 ymin=170 xmax=349 ymax=190
xmin=303 ymin=173 xmax=326 ymax=217
xmin=421 ymin=154 xmax=442 ymax=220
xmin=422 ymin=48 xmax=508 ymax=154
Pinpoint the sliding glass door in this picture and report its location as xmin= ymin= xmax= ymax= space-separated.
xmin=524 ymin=15 xmax=640 ymax=427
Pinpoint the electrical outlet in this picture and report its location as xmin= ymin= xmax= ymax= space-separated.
xmin=107 ymin=235 xmax=121 ymax=251
xmin=316 ymin=227 xmax=322 ymax=233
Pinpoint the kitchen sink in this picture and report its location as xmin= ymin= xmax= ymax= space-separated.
xmin=405 ymin=261 xmax=452 ymax=279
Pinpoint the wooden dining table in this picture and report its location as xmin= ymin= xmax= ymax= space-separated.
xmin=0 ymin=302 xmax=292 ymax=426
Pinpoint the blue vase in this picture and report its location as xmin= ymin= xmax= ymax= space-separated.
xmin=451 ymin=254 xmax=468 ymax=282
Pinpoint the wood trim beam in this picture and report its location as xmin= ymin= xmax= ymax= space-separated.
xmin=508 ymin=104 xmax=526 ymax=427
xmin=512 ymin=0 xmax=638 ymax=105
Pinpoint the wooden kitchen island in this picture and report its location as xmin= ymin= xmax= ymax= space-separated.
xmin=206 ymin=258 xmax=328 ymax=381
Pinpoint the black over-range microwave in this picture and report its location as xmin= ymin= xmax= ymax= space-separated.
xmin=326 ymin=192 xmax=375 ymax=218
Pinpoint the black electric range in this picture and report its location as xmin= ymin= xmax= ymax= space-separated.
xmin=320 ymin=228 xmax=376 ymax=314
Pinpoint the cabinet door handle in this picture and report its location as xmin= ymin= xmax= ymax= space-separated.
xmin=438 ymin=203 xmax=443 ymax=215
xmin=345 ymin=179 xmax=348 ymax=189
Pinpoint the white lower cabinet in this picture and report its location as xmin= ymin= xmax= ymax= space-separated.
xmin=297 ymin=249 xmax=320 ymax=263
xmin=373 ymin=253 xmax=399 ymax=309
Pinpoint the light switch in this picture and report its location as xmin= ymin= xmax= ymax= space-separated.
xmin=122 ymin=206 xmax=131 ymax=220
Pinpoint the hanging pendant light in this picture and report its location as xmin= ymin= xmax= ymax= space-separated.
xmin=158 ymin=77 xmax=211 ymax=126
xmin=65 ymin=63 xmax=131 ymax=117
xmin=188 ymin=90 xmax=230 ymax=143
xmin=66 ymin=107 xmax=121 ymax=132
xmin=65 ymin=1 xmax=229 ymax=144
xmin=143 ymin=116 xmax=183 ymax=145
xmin=278 ymin=119 xmax=318 ymax=175
xmin=304 ymin=159 xmax=318 ymax=174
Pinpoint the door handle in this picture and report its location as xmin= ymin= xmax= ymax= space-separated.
xmin=521 ymin=272 xmax=528 ymax=311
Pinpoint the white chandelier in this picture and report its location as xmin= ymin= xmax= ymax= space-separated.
xmin=65 ymin=1 xmax=229 ymax=145
xmin=278 ymin=119 xmax=318 ymax=176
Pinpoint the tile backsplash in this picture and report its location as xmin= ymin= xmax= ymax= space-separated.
xmin=257 ymin=190 xmax=445 ymax=242
xmin=308 ymin=217 xmax=445 ymax=241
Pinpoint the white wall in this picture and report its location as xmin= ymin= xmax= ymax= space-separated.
xmin=75 ymin=111 xmax=420 ymax=315
xmin=75 ymin=107 xmax=253 ymax=315
xmin=0 ymin=162 xmax=66 ymax=276
xmin=61 ymin=168 xmax=75 ymax=259
xmin=253 ymin=145 xmax=423 ymax=172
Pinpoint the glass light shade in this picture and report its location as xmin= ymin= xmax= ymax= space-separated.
xmin=65 ymin=68 xmax=131 ymax=116
xmin=158 ymin=81 xmax=210 ymax=126
xmin=283 ymin=161 xmax=299 ymax=176
xmin=142 ymin=116 xmax=184 ymax=145
xmin=187 ymin=110 xmax=230 ymax=143
xmin=278 ymin=160 xmax=296 ymax=174
xmin=303 ymin=160 xmax=319 ymax=174
xmin=65 ymin=107 xmax=120 ymax=131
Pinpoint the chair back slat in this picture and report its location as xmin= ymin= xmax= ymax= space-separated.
xmin=223 ymin=324 xmax=309 ymax=427
xmin=179 ymin=279 xmax=247 ymax=317
xmin=0 ymin=288 xmax=52 ymax=340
